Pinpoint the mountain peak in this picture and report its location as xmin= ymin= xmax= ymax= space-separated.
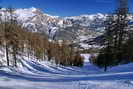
xmin=30 ymin=7 xmax=37 ymax=12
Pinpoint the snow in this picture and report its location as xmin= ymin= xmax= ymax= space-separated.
xmin=79 ymin=43 xmax=101 ymax=49
xmin=0 ymin=7 xmax=133 ymax=89
xmin=65 ymin=13 xmax=107 ymax=21
xmin=81 ymin=54 xmax=91 ymax=62
xmin=14 ymin=8 xmax=36 ymax=21
xmin=79 ymin=36 xmax=89 ymax=41
xmin=30 ymin=7 xmax=37 ymax=12
xmin=0 ymin=54 xmax=133 ymax=89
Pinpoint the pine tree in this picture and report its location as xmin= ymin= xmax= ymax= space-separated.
xmin=96 ymin=0 xmax=129 ymax=71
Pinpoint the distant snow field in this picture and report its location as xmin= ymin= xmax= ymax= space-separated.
xmin=0 ymin=54 xmax=133 ymax=89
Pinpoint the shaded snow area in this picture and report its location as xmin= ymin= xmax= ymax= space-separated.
xmin=0 ymin=54 xmax=133 ymax=89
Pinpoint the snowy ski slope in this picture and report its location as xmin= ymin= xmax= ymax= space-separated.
xmin=0 ymin=54 xmax=133 ymax=89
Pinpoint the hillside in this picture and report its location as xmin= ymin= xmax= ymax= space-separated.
xmin=0 ymin=54 xmax=133 ymax=89
xmin=0 ymin=7 xmax=107 ymax=49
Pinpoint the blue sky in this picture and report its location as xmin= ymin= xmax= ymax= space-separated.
xmin=0 ymin=0 xmax=133 ymax=16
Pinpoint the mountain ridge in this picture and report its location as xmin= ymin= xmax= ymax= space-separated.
xmin=0 ymin=7 xmax=132 ymax=49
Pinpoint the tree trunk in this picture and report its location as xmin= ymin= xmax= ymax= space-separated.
xmin=12 ymin=44 xmax=17 ymax=67
xmin=5 ymin=43 xmax=9 ymax=66
xmin=104 ymin=63 xmax=107 ymax=72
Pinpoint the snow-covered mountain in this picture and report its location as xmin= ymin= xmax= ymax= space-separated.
xmin=0 ymin=7 xmax=133 ymax=49
xmin=0 ymin=7 xmax=106 ymax=38
xmin=64 ymin=13 xmax=107 ymax=28
xmin=0 ymin=7 xmax=133 ymax=36
xmin=0 ymin=7 xmax=65 ymax=36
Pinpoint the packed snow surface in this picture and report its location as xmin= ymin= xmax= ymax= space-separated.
xmin=0 ymin=54 xmax=133 ymax=89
